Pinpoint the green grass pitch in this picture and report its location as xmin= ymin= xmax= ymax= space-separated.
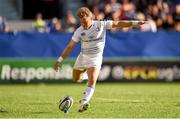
xmin=0 ymin=83 xmax=180 ymax=118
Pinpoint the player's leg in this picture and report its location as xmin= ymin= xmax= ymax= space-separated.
xmin=86 ymin=67 xmax=100 ymax=87
xmin=72 ymin=68 xmax=86 ymax=82
xmin=73 ymin=53 xmax=87 ymax=82
xmin=79 ymin=66 xmax=100 ymax=112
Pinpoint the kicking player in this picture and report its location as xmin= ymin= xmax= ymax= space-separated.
xmin=54 ymin=7 xmax=145 ymax=112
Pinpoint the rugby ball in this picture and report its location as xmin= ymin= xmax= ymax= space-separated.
xmin=59 ymin=96 xmax=73 ymax=113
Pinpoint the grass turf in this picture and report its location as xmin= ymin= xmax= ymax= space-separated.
xmin=0 ymin=83 xmax=180 ymax=118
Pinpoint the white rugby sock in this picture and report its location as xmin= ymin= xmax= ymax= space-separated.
xmin=82 ymin=86 xmax=95 ymax=104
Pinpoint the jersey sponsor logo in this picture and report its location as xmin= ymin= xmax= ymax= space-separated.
xmin=81 ymin=47 xmax=101 ymax=54
xmin=81 ymin=37 xmax=102 ymax=42
xmin=81 ymin=32 xmax=86 ymax=36
xmin=88 ymin=35 xmax=95 ymax=39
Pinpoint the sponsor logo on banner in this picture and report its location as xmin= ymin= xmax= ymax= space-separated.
xmin=1 ymin=60 xmax=180 ymax=83
xmin=0 ymin=64 xmax=73 ymax=82
xmin=98 ymin=61 xmax=180 ymax=82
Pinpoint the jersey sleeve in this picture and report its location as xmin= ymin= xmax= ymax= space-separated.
xmin=72 ymin=29 xmax=80 ymax=42
xmin=103 ymin=20 xmax=113 ymax=29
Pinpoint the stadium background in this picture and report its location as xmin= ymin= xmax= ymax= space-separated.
xmin=0 ymin=0 xmax=180 ymax=83
xmin=0 ymin=0 xmax=180 ymax=118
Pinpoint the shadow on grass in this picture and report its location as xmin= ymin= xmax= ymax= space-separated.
xmin=175 ymin=103 xmax=180 ymax=107
xmin=0 ymin=108 xmax=8 ymax=113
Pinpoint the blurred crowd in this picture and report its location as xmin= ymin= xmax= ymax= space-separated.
xmin=83 ymin=0 xmax=180 ymax=32
xmin=0 ymin=0 xmax=180 ymax=33
xmin=32 ymin=10 xmax=77 ymax=33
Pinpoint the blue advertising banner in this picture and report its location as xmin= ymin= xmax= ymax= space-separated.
xmin=105 ymin=31 xmax=180 ymax=57
xmin=0 ymin=31 xmax=180 ymax=58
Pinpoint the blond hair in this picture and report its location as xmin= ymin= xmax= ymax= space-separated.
xmin=77 ymin=7 xmax=92 ymax=18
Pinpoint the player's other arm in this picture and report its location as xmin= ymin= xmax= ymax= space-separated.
xmin=112 ymin=20 xmax=146 ymax=28
xmin=54 ymin=40 xmax=77 ymax=72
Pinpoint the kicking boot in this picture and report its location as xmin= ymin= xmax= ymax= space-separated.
xmin=78 ymin=103 xmax=89 ymax=112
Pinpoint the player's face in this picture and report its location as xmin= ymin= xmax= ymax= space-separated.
xmin=79 ymin=16 xmax=92 ymax=29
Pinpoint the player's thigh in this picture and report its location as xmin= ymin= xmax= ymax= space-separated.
xmin=87 ymin=67 xmax=101 ymax=86
xmin=72 ymin=69 xmax=86 ymax=81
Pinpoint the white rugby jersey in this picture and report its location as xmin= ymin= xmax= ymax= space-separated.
xmin=72 ymin=20 xmax=112 ymax=55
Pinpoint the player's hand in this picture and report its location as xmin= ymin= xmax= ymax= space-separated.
xmin=54 ymin=61 xmax=60 ymax=72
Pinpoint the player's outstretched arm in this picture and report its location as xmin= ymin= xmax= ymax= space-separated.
xmin=112 ymin=20 xmax=146 ymax=28
xmin=54 ymin=40 xmax=77 ymax=72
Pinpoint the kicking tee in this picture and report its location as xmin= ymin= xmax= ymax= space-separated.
xmin=72 ymin=20 xmax=112 ymax=56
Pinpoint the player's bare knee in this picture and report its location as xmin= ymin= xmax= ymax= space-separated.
xmin=72 ymin=77 xmax=81 ymax=81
